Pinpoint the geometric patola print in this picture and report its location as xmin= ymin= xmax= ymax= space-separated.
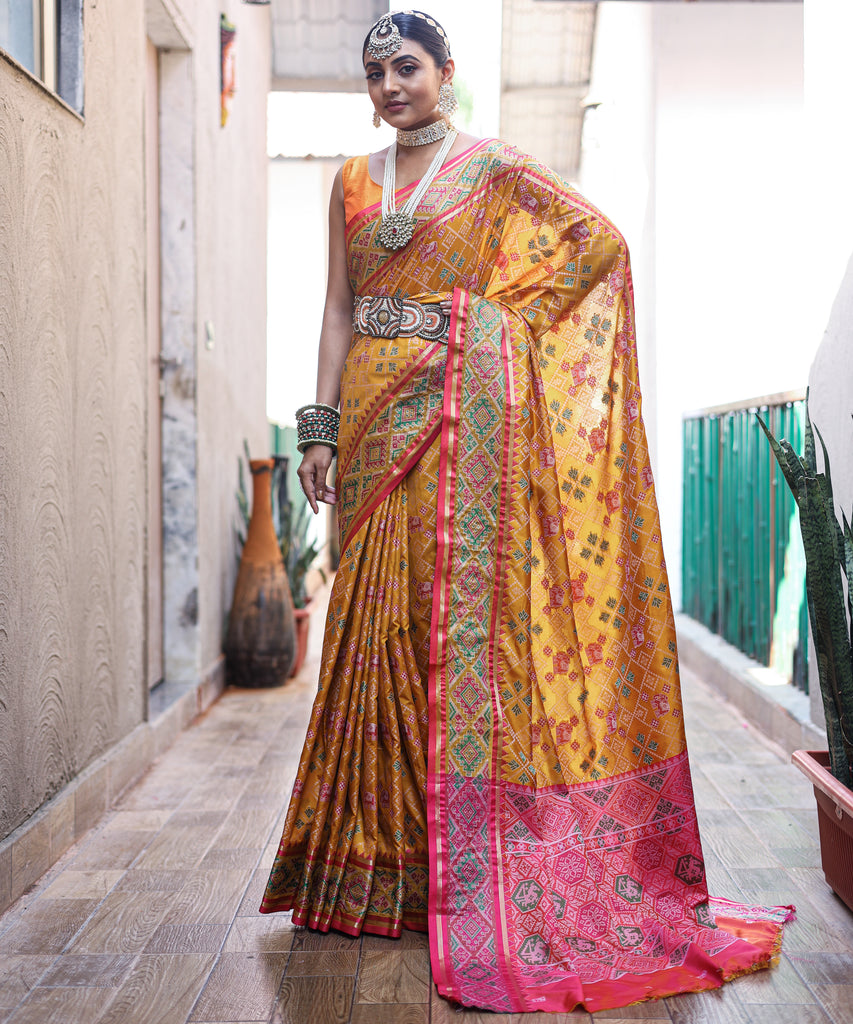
xmin=332 ymin=143 xmax=794 ymax=1014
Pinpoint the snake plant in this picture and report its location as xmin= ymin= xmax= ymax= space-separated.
xmin=758 ymin=397 xmax=853 ymax=789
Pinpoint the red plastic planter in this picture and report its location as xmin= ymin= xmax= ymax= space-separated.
xmin=792 ymin=749 xmax=853 ymax=912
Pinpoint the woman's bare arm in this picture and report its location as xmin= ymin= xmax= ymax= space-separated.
xmin=298 ymin=167 xmax=354 ymax=513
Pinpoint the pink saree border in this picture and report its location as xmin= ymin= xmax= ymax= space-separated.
xmin=426 ymin=288 xmax=467 ymax=994
xmin=426 ymin=289 xmax=526 ymax=1010
xmin=486 ymin=305 xmax=521 ymax=1007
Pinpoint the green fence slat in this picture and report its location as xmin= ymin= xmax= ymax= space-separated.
xmin=681 ymin=397 xmax=808 ymax=692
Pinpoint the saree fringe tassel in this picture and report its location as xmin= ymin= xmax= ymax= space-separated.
xmin=260 ymin=141 xmax=795 ymax=1013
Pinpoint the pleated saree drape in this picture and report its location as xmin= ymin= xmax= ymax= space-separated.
xmin=260 ymin=140 xmax=794 ymax=1013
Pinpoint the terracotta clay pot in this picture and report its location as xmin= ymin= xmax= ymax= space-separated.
xmin=225 ymin=458 xmax=296 ymax=687
xmin=792 ymin=749 xmax=853 ymax=912
xmin=289 ymin=600 xmax=312 ymax=678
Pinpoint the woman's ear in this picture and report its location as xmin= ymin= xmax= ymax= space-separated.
xmin=441 ymin=58 xmax=455 ymax=86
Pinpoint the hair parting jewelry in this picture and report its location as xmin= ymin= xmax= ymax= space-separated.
xmin=365 ymin=10 xmax=452 ymax=62
xmin=296 ymin=403 xmax=340 ymax=454
xmin=366 ymin=13 xmax=402 ymax=61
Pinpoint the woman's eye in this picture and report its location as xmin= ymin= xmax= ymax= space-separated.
xmin=400 ymin=64 xmax=416 ymax=74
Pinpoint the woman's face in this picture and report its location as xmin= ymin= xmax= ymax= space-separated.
xmin=364 ymin=37 xmax=453 ymax=132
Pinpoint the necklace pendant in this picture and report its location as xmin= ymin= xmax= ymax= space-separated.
xmin=377 ymin=211 xmax=416 ymax=251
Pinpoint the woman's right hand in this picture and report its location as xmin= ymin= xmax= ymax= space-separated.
xmin=297 ymin=445 xmax=337 ymax=514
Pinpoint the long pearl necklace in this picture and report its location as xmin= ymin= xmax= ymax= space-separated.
xmin=377 ymin=129 xmax=458 ymax=251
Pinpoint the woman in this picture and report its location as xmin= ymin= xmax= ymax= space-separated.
xmin=261 ymin=10 xmax=793 ymax=1014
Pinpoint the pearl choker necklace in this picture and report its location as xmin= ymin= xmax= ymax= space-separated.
xmin=396 ymin=119 xmax=451 ymax=147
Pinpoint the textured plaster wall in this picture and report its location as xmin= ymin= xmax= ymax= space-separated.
xmin=0 ymin=3 xmax=146 ymax=840
xmin=196 ymin=1 xmax=271 ymax=672
xmin=0 ymin=0 xmax=270 ymax=842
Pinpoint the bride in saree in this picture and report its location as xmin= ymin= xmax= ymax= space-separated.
xmin=261 ymin=10 xmax=793 ymax=1014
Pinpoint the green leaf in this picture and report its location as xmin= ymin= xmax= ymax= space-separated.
xmin=759 ymin=404 xmax=853 ymax=788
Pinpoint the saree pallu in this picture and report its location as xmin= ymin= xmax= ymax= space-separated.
xmin=261 ymin=140 xmax=794 ymax=1013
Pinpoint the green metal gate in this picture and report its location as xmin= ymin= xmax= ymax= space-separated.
xmin=682 ymin=392 xmax=808 ymax=691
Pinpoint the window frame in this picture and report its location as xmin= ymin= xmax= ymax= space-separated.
xmin=1 ymin=1 xmax=83 ymax=115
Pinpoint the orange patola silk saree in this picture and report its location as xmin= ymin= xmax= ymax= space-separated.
xmin=260 ymin=140 xmax=794 ymax=1013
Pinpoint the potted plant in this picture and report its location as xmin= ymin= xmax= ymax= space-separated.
xmin=758 ymin=397 xmax=853 ymax=910
xmin=270 ymin=455 xmax=326 ymax=677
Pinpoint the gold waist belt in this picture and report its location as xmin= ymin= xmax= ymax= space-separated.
xmin=353 ymin=295 xmax=450 ymax=342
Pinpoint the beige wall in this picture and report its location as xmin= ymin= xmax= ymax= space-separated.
xmin=196 ymin=3 xmax=271 ymax=673
xmin=0 ymin=2 xmax=147 ymax=840
xmin=0 ymin=0 xmax=270 ymax=844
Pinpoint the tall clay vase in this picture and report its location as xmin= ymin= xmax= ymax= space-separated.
xmin=225 ymin=458 xmax=296 ymax=687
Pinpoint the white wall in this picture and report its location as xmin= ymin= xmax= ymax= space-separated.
xmin=581 ymin=2 xmax=806 ymax=606
xmin=267 ymin=158 xmax=343 ymax=427
xmin=804 ymin=0 xmax=853 ymax=512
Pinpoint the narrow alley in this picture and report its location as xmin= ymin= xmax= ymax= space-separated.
xmin=0 ymin=593 xmax=850 ymax=1024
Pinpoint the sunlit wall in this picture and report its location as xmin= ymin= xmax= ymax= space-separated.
xmin=580 ymin=1 xmax=806 ymax=608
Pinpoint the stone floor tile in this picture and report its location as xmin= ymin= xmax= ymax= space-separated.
xmin=67 ymin=892 xmax=174 ymax=955
xmin=286 ymin=950 xmax=358 ymax=976
xmin=113 ymin=868 xmax=192 ymax=892
xmin=95 ymin=953 xmax=216 ymax=1024
xmin=167 ymin=810 xmax=230 ymax=829
xmin=189 ymin=951 xmax=289 ymax=1021
xmin=160 ymin=869 xmax=254 ymax=927
xmin=744 ymin=1007 xmax=832 ymax=1024
xmin=222 ymin=915 xmax=297 ymax=953
xmin=142 ymin=923 xmax=229 ymax=954
xmin=272 ymin=973 xmax=354 ymax=1024
xmin=350 ymin=1005 xmax=428 ymax=1024
xmin=0 ymin=900 xmax=100 ymax=955
xmin=361 ymin=928 xmax=429 ymax=951
xmin=198 ymin=848 xmax=260 ymax=871
xmin=212 ymin=808 xmax=280 ymax=851
xmin=0 ymin=956 xmax=55 ymax=1009
xmin=37 ymin=953 xmax=136 ymax=987
xmin=809 ymin=984 xmax=853 ymax=1024
xmin=131 ymin=824 xmax=222 ymax=871
xmin=664 ymin=985 xmax=748 ymax=1023
xmin=787 ymin=951 xmax=853 ymax=984
xmin=4 ymin=986 xmax=117 ymax=1024
xmin=70 ymin=829 xmax=157 ymax=871
xmin=179 ymin=775 xmax=252 ymax=813
xmin=732 ymin=954 xmax=814 ymax=1004
xmin=103 ymin=810 xmax=174 ymax=832
xmin=236 ymin=867 xmax=272 ymax=917
xmin=290 ymin=928 xmax=361 ymax=952
xmin=698 ymin=763 xmax=779 ymax=810
xmin=40 ymin=870 xmax=125 ymax=901
xmin=355 ymin=949 xmax=431 ymax=1004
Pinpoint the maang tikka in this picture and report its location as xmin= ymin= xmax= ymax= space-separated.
xmin=367 ymin=13 xmax=403 ymax=60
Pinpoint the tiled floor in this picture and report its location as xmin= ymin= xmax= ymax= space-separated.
xmin=0 ymin=593 xmax=851 ymax=1023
